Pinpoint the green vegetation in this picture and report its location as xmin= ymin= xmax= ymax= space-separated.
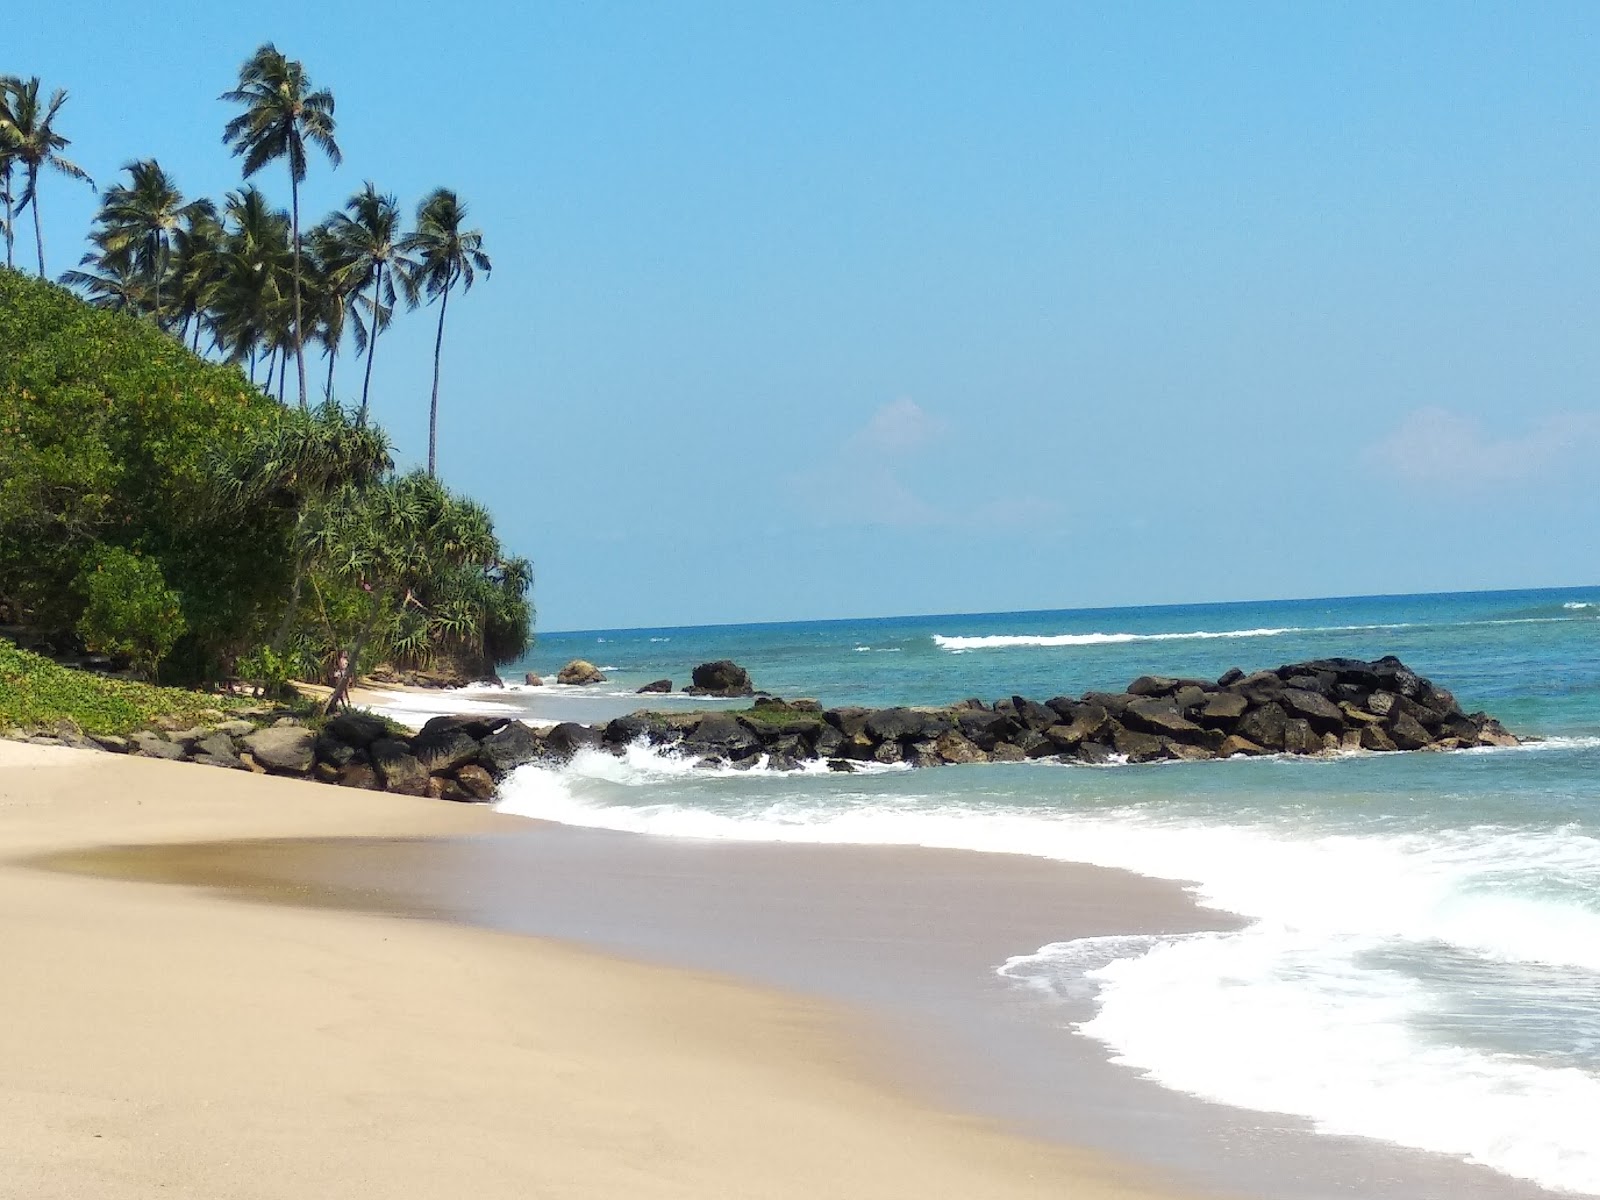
xmin=0 ymin=640 xmax=248 ymax=736
xmin=0 ymin=46 xmax=531 ymax=711
xmin=0 ymin=267 xmax=530 ymax=700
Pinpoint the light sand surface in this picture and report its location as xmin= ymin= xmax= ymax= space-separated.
xmin=0 ymin=742 xmax=1209 ymax=1200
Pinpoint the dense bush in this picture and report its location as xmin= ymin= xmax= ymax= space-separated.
xmin=73 ymin=546 xmax=187 ymax=678
xmin=0 ymin=268 xmax=532 ymax=691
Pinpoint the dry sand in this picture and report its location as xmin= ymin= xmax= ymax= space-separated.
xmin=0 ymin=741 xmax=1210 ymax=1200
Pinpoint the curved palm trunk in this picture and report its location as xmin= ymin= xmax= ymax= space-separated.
xmin=325 ymin=349 xmax=336 ymax=403
xmin=358 ymin=261 xmax=383 ymax=426
xmin=427 ymin=268 xmax=453 ymax=478
xmin=29 ymin=167 xmax=44 ymax=277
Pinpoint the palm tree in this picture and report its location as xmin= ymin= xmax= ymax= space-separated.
xmin=303 ymin=222 xmax=352 ymax=401
xmin=325 ymin=183 xmax=413 ymax=424
xmin=60 ymin=235 xmax=151 ymax=314
xmin=400 ymin=188 xmax=490 ymax=477
xmin=5 ymin=76 xmax=94 ymax=277
xmin=0 ymin=76 xmax=21 ymax=270
xmin=169 ymin=203 xmax=225 ymax=351
xmin=221 ymin=44 xmax=340 ymax=410
xmin=91 ymin=159 xmax=207 ymax=325
xmin=211 ymin=186 xmax=294 ymax=386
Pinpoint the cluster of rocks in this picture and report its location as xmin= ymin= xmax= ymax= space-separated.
xmin=3 ymin=709 xmax=555 ymax=803
xmin=4 ymin=656 xmax=1522 ymax=804
xmin=588 ymin=655 xmax=1520 ymax=771
xmin=542 ymin=658 xmax=756 ymax=698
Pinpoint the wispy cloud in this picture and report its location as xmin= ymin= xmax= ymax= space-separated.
xmin=792 ymin=398 xmax=1064 ymax=532
xmin=1363 ymin=407 xmax=1600 ymax=488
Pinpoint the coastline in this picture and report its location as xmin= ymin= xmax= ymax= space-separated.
xmin=0 ymin=741 xmax=1207 ymax=1200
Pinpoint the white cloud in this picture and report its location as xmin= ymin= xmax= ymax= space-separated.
xmin=846 ymin=397 xmax=949 ymax=456
xmin=1363 ymin=407 xmax=1600 ymax=487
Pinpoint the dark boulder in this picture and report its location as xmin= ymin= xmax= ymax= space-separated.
xmin=1218 ymin=734 xmax=1266 ymax=758
xmin=825 ymin=707 xmax=872 ymax=736
xmin=1076 ymin=742 xmax=1117 ymax=765
xmin=324 ymin=711 xmax=389 ymax=747
xmin=935 ymin=731 xmax=987 ymax=764
xmin=370 ymin=738 xmax=429 ymax=796
xmin=1083 ymin=691 xmax=1138 ymax=716
xmin=411 ymin=728 xmax=483 ymax=774
xmin=314 ymin=734 xmax=357 ymax=769
xmin=684 ymin=713 xmax=763 ymax=759
xmin=956 ymin=708 xmax=1020 ymax=751
xmin=545 ymin=722 xmax=604 ymax=759
xmin=1216 ymin=667 xmax=1245 ymax=687
xmin=1127 ymin=675 xmax=1180 ymax=697
xmin=1236 ymin=702 xmax=1288 ymax=750
xmin=478 ymin=722 xmax=543 ymax=776
xmin=1388 ymin=711 xmax=1433 ymax=751
xmin=603 ymin=714 xmax=656 ymax=746
xmin=637 ymin=679 xmax=673 ymax=694
xmin=454 ymin=763 xmax=497 ymax=801
xmin=338 ymin=762 xmax=381 ymax=789
xmin=1361 ymin=724 xmax=1399 ymax=752
xmin=1123 ymin=698 xmax=1203 ymax=738
xmin=1197 ymin=692 xmax=1248 ymax=724
xmin=1279 ymin=688 xmax=1345 ymax=730
xmin=418 ymin=713 xmax=511 ymax=741
xmin=686 ymin=660 xmax=754 ymax=696
xmin=1112 ymin=727 xmax=1167 ymax=763
xmin=1372 ymin=655 xmax=1423 ymax=699
xmin=1282 ymin=718 xmax=1321 ymax=755
xmin=1010 ymin=697 xmax=1059 ymax=733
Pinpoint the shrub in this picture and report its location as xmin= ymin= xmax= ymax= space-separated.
xmin=74 ymin=546 xmax=188 ymax=679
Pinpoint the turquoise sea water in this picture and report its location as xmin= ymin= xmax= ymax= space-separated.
xmin=468 ymin=588 xmax=1600 ymax=1195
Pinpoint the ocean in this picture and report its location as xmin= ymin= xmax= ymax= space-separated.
xmin=403 ymin=587 xmax=1600 ymax=1196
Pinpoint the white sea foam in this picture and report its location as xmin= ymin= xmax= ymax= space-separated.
xmin=495 ymin=742 xmax=1600 ymax=1193
xmin=1564 ymin=601 xmax=1597 ymax=611
xmin=930 ymin=622 xmax=1421 ymax=651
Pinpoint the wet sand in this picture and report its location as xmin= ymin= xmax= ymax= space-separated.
xmin=4 ymin=741 xmax=1560 ymax=1199
xmin=0 ymin=741 xmax=1206 ymax=1200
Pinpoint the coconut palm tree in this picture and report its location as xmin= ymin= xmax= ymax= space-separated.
xmin=325 ymin=183 xmax=413 ymax=424
xmin=5 ymin=76 xmax=94 ymax=277
xmin=212 ymin=186 xmax=294 ymax=386
xmin=221 ymin=44 xmax=340 ymax=410
xmin=169 ymin=203 xmax=225 ymax=352
xmin=59 ymin=234 xmax=150 ymax=314
xmin=90 ymin=159 xmax=208 ymax=325
xmin=400 ymin=188 xmax=490 ymax=477
xmin=303 ymin=222 xmax=353 ymax=401
xmin=0 ymin=76 xmax=21 ymax=270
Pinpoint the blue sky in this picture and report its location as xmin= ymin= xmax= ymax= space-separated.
xmin=15 ymin=2 xmax=1600 ymax=630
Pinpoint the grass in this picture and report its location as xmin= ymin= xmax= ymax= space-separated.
xmin=0 ymin=640 xmax=254 ymax=736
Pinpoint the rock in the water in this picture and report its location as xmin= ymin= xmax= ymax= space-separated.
xmin=479 ymin=722 xmax=543 ymax=776
xmin=411 ymin=727 xmax=482 ymax=773
xmin=1280 ymin=688 xmax=1345 ymax=730
xmin=545 ymin=722 xmax=603 ymax=759
xmin=243 ymin=725 xmax=316 ymax=773
xmin=1075 ymin=742 xmax=1117 ymax=765
xmin=369 ymin=738 xmax=429 ymax=795
xmin=1127 ymin=675 xmax=1180 ymax=697
xmin=1124 ymin=698 xmax=1202 ymax=738
xmin=1197 ymin=692 xmax=1248 ymax=723
xmin=637 ymin=679 xmax=673 ymax=694
xmin=1360 ymin=724 xmax=1398 ymax=752
xmin=1236 ymin=702 xmax=1288 ymax=751
xmin=1282 ymin=717 xmax=1321 ymax=755
xmin=524 ymin=672 xmax=543 ymax=686
xmin=557 ymin=659 xmax=607 ymax=686
xmin=1218 ymin=734 xmax=1266 ymax=758
xmin=686 ymin=660 xmax=754 ymax=697
xmin=1388 ymin=710 xmax=1433 ymax=751
xmin=454 ymin=763 xmax=497 ymax=800
xmin=1112 ymin=727 xmax=1167 ymax=763
xmin=935 ymin=730 xmax=988 ymax=764
xmin=865 ymin=707 xmax=927 ymax=742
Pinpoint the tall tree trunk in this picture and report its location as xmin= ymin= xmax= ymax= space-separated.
xmin=30 ymin=168 xmax=45 ymax=277
xmin=249 ymin=346 xmax=257 ymax=385
xmin=278 ymin=352 xmax=288 ymax=403
xmin=2 ymin=165 xmax=13 ymax=269
xmin=325 ymin=349 xmax=336 ymax=404
xmin=192 ymin=318 xmax=203 ymax=354
xmin=358 ymin=261 xmax=382 ymax=426
xmin=427 ymin=268 xmax=453 ymax=478
xmin=290 ymin=174 xmax=308 ymax=410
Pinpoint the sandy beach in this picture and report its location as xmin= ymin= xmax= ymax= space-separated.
xmin=0 ymin=741 xmax=1207 ymax=1200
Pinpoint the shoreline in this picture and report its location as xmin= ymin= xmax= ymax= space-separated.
xmin=4 ymin=742 xmax=1564 ymax=1199
xmin=0 ymin=740 xmax=1209 ymax=1200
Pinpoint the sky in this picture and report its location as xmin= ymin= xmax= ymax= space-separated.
xmin=13 ymin=2 xmax=1600 ymax=630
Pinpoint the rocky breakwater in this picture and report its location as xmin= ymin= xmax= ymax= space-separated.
xmin=596 ymin=655 xmax=1521 ymax=771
